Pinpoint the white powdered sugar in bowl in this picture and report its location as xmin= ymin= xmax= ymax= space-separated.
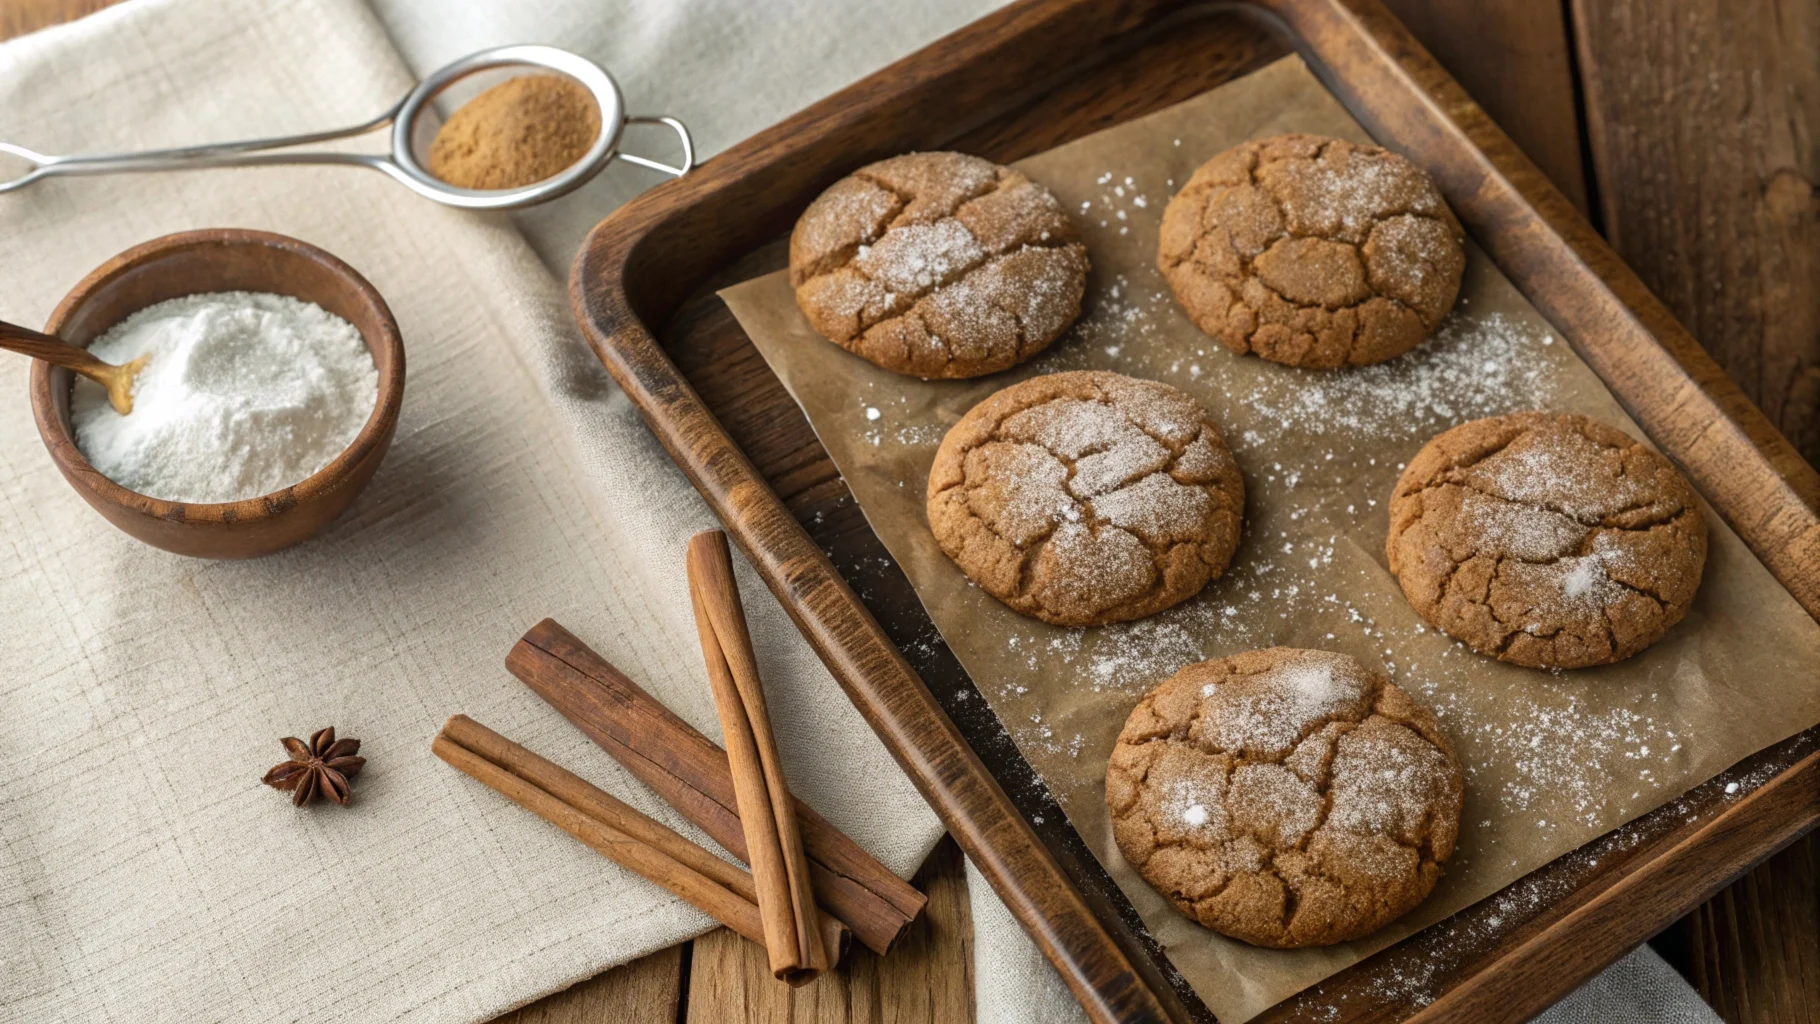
xmin=71 ymin=291 xmax=378 ymax=503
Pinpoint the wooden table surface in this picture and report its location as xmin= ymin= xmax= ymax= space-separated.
xmin=5 ymin=1 xmax=1814 ymax=1022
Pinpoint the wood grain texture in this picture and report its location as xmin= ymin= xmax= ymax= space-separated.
xmin=1673 ymin=838 xmax=1820 ymax=1024
xmin=492 ymin=946 xmax=684 ymax=1024
xmin=1570 ymin=2 xmax=1820 ymax=1019
xmin=1573 ymin=0 xmax=1820 ymax=471
xmin=686 ymin=837 xmax=975 ymax=1024
xmin=1378 ymin=0 xmax=1590 ymax=214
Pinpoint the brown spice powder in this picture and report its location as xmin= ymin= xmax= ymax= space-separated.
xmin=427 ymin=74 xmax=602 ymax=191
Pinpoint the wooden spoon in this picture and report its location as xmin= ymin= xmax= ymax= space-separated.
xmin=0 ymin=319 xmax=149 ymax=414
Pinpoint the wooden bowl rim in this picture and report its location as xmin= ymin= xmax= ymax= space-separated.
xmin=28 ymin=228 xmax=405 ymax=526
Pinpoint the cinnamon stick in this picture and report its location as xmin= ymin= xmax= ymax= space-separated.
xmin=686 ymin=529 xmax=829 ymax=983
xmin=433 ymin=715 xmax=849 ymax=974
xmin=505 ymin=618 xmax=926 ymax=954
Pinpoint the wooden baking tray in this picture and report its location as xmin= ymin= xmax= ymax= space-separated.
xmin=568 ymin=1 xmax=1820 ymax=1021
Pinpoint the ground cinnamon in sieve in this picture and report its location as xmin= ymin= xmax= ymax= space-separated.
xmin=427 ymin=74 xmax=601 ymax=190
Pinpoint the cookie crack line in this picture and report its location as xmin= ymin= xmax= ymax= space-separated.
xmin=1161 ymin=132 xmax=1465 ymax=370
xmin=1397 ymin=483 xmax=1699 ymax=561
xmin=930 ymin=371 xmax=1243 ymax=626
xmin=894 ymin=244 xmax=1074 ymax=362
xmin=1444 ymin=546 xmax=1678 ymax=655
xmin=1233 ymin=272 xmax=1428 ymax=359
xmin=1486 ymin=552 xmax=1614 ymax=641
xmin=1432 ymin=475 xmax=1694 ymax=534
xmin=963 ymin=428 xmax=1214 ymax=613
xmin=804 ymin=164 xmax=1073 ymax=289
xmin=814 ymin=234 xmax=1082 ymax=328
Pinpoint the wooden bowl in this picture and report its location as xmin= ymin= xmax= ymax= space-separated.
xmin=29 ymin=229 xmax=406 ymax=559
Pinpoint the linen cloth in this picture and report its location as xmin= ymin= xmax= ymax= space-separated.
xmin=0 ymin=0 xmax=1730 ymax=1021
xmin=0 ymin=1 xmax=940 ymax=1020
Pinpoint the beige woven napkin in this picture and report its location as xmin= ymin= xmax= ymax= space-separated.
xmin=0 ymin=1 xmax=937 ymax=1020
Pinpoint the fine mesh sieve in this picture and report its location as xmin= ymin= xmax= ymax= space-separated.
xmin=0 ymin=45 xmax=693 ymax=210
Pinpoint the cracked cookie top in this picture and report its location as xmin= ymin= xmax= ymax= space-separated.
xmin=927 ymin=371 xmax=1244 ymax=626
xmin=790 ymin=152 xmax=1090 ymax=379
xmin=1157 ymin=133 xmax=1465 ymax=369
xmin=1107 ymin=648 xmax=1463 ymax=948
xmin=1387 ymin=412 xmax=1708 ymax=670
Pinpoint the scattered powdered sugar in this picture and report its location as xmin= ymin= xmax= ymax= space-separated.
xmin=1408 ymin=672 xmax=1680 ymax=827
xmin=1213 ymin=312 xmax=1557 ymax=443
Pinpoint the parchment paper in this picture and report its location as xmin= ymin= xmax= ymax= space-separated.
xmin=720 ymin=56 xmax=1820 ymax=1022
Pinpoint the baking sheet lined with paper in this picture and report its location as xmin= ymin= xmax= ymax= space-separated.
xmin=719 ymin=55 xmax=1820 ymax=1023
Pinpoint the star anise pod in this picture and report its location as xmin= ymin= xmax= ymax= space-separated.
xmin=262 ymin=727 xmax=365 ymax=807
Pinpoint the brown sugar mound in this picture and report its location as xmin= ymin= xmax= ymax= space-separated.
xmin=1387 ymin=412 xmax=1708 ymax=670
xmin=926 ymin=371 xmax=1244 ymax=626
xmin=428 ymin=74 xmax=601 ymax=191
xmin=1157 ymin=133 xmax=1465 ymax=369
xmin=789 ymin=152 xmax=1090 ymax=379
xmin=1107 ymin=648 xmax=1464 ymax=948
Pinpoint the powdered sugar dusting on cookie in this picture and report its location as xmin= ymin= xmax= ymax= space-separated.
xmin=1110 ymin=649 xmax=1461 ymax=946
xmin=1471 ymin=429 xmax=1645 ymax=523
xmin=791 ymin=152 xmax=1089 ymax=377
xmin=1200 ymin=653 xmax=1367 ymax=758
xmin=931 ymin=372 xmax=1243 ymax=626
xmin=784 ymin=139 xmax=1716 ymax=973
xmin=1461 ymin=492 xmax=1586 ymax=561
xmin=1161 ymin=771 xmax=1230 ymax=838
xmin=855 ymin=219 xmax=982 ymax=295
xmin=1274 ymin=149 xmax=1416 ymax=240
xmin=1560 ymin=556 xmax=1606 ymax=600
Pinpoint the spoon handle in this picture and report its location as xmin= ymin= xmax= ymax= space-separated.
xmin=0 ymin=319 xmax=119 ymax=382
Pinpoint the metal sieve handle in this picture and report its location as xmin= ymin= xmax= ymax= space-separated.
xmin=614 ymin=116 xmax=695 ymax=178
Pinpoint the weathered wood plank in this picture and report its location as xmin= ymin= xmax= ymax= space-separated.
xmin=494 ymin=946 xmax=684 ymax=1024
xmin=1381 ymin=0 xmax=1591 ymax=214
xmin=1571 ymin=1 xmax=1820 ymax=1019
xmin=1671 ymin=838 xmax=1820 ymax=1024
xmin=685 ymin=838 xmax=974 ymax=1024
xmin=1572 ymin=0 xmax=1820 ymax=468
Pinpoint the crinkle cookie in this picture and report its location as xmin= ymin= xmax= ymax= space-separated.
xmin=1158 ymin=133 xmax=1465 ymax=369
xmin=1387 ymin=411 xmax=1707 ymax=670
xmin=790 ymin=151 xmax=1089 ymax=378
xmin=1107 ymin=648 xmax=1463 ymax=948
xmin=926 ymin=371 xmax=1244 ymax=627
